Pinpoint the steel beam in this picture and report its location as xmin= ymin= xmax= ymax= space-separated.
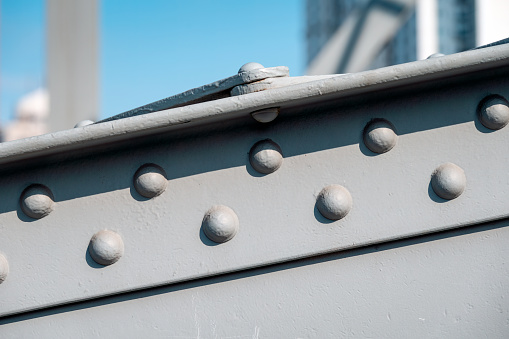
xmin=0 ymin=43 xmax=508 ymax=336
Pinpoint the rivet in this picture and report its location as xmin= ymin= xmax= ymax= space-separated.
xmin=89 ymin=230 xmax=124 ymax=266
xmin=0 ymin=254 xmax=9 ymax=284
xmin=74 ymin=120 xmax=94 ymax=128
xmin=202 ymin=205 xmax=239 ymax=243
xmin=251 ymin=107 xmax=279 ymax=123
xmin=363 ymin=119 xmax=398 ymax=154
xmin=238 ymin=62 xmax=264 ymax=74
xmin=20 ymin=184 xmax=54 ymax=219
xmin=478 ymin=95 xmax=509 ymax=130
xmin=316 ymin=185 xmax=353 ymax=220
xmin=427 ymin=53 xmax=445 ymax=59
xmin=133 ymin=164 xmax=167 ymax=198
xmin=431 ymin=163 xmax=466 ymax=200
xmin=249 ymin=139 xmax=283 ymax=174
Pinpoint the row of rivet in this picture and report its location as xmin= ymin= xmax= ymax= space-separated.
xmin=88 ymin=205 xmax=241 ymax=265
xmin=362 ymin=95 xmax=509 ymax=155
xmin=0 ymin=156 xmax=466 ymax=281
xmin=1 ymin=159 xmax=467 ymax=278
xmin=0 ymin=94 xmax=505 ymax=282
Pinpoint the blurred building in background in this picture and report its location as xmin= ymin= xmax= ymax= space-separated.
xmin=47 ymin=0 xmax=99 ymax=133
xmin=306 ymin=0 xmax=509 ymax=74
xmin=2 ymin=0 xmax=508 ymax=140
xmin=306 ymin=0 xmax=358 ymax=66
xmin=437 ymin=0 xmax=476 ymax=55
xmin=3 ymin=88 xmax=49 ymax=141
xmin=3 ymin=0 xmax=98 ymax=141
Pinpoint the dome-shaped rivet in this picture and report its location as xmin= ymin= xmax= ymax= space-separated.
xmin=249 ymin=139 xmax=283 ymax=174
xmin=251 ymin=107 xmax=279 ymax=123
xmin=20 ymin=184 xmax=54 ymax=219
xmin=427 ymin=53 xmax=445 ymax=59
xmin=0 ymin=254 xmax=9 ymax=284
xmin=363 ymin=119 xmax=398 ymax=154
xmin=89 ymin=230 xmax=124 ymax=266
xmin=478 ymin=95 xmax=509 ymax=130
xmin=202 ymin=205 xmax=239 ymax=243
xmin=431 ymin=163 xmax=466 ymax=200
xmin=316 ymin=185 xmax=353 ymax=220
xmin=238 ymin=62 xmax=264 ymax=74
xmin=74 ymin=120 xmax=94 ymax=128
xmin=133 ymin=164 xmax=167 ymax=198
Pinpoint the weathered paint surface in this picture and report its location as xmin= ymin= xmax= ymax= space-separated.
xmin=0 ymin=43 xmax=508 ymax=336
xmin=1 ymin=220 xmax=508 ymax=337
xmin=0 ymin=58 xmax=507 ymax=316
xmin=0 ymin=44 xmax=507 ymax=167
xmin=99 ymin=65 xmax=289 ymax=123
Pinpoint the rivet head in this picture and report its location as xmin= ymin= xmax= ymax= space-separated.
xmin=251 ymin=107 xmax=279 ymax=123
xmin=74 ymin=120 xmax=94 ymax=128
xmin=431 ymin=163 xmax=466 ymax=200
xmin=0 ymin=254 xmax=9 ymax=284
xmin=20 ymin=184 xmax=54 ymax=219
xmin=133 ymin=164 xmax=167 ymax=198
xmin=238 ymin=62 xmax=264 ymax=74
xmin=249 ymin=139 xmax=283 ymax=174
xmin=427 ymin=53 xmax=445 ymax=59
xmin=363 ymin=119 xmax=398 ymax=154
xmin=202 ymin=205 xmax=239 ymax=243
xmin=89 ymin=230 xmax=124 ymax=266
xmin=316 ymin=185 xmax=353 ymax=220
xmin=478 ymin=95 xmax=509 ymax=130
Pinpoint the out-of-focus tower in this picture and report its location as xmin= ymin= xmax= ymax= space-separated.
xmin=306 ymin=0 xmax=357 ymax=65
xmin=306 ymin=0 xmax=493 ymax=74
xmin=437 ymin=0 xmax=476 ymax=55
xmin=306 ymin=0 xmax=416 ymax=74
xmin=476 ymin=0 xmax=509 ymax=46
xmin=47 ymin=0 xmax=99 ymax=132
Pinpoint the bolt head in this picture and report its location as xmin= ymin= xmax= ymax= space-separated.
xmin=478 ymin=95 xmax=509 ymax=130
xmin=133 ymin=164 xmax=168 ymax=198
xmin=316 ymin=185 xmax=353 ymax=220
xmin=89 ymin=230 xmax=124 ymax=266
xmin=431 ymin=163 xmax=466 ymax=200
xmin=202 ymin=205 xmax=239 ymax=243
xmin=363 ymin=119 xmax=398 ymax=154
xmin=0 ymin=254 xmax=9 ymax=284
xmin=249 ymin=139 xmax=283 ymax=174
xmin=20 ymin=184 xmax=54 ymax=219
xmin=238 ymin=62 xmax=264 ymax=74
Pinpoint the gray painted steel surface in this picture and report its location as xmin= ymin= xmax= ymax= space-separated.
xmin=2 ymin=220 xmax=508 ymax=337
xmin=0 ymin=43 xmax=508 ymax=337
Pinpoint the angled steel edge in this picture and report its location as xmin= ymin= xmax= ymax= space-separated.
xmin=99 ymin=65 xmax=290 ymax=122
xmin=0 ymin=43 xmax=507 ymax=166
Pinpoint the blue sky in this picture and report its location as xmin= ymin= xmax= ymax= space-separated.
xmin=1 ymin=0 xmax=304 ymax=124
xmin=1 ymin=0 xmax=45 ymax=123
